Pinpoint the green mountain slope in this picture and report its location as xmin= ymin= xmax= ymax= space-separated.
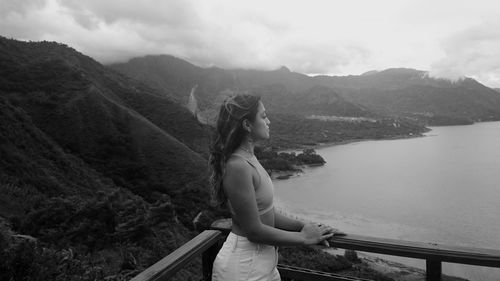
xmin=0 ymin=93 xmax=201 ymax=280
xmin=0 ymin=96 xmax=113 ymax=213
xmin=0 ymin=37 xmax=210 ymax=201
xmin=0 ymin=36 xmax=216 ymax=281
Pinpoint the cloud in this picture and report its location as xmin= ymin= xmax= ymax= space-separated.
xmin=59 ymin=0 xmax=198 ymax=27
xmin=0 ymin=0 xmax=46 ymax=17
xmin=1 ymin=0 xmax=500 ymax=87
xmin=0 ymin=0 xmax=373 ymax=74
xmin=429 ymin=20 xmax=500 ymax=85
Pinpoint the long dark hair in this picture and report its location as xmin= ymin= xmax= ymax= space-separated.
xmin=208 ymin=94 xmax=261 ymax=207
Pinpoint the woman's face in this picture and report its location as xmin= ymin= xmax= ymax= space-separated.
xmin=249 ymin=101 xmax=271 ymax=141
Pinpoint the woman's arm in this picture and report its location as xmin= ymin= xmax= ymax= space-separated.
xmin=274 ymin=209 xmax=342 ymax=246
xmin=224 ymin=159 xmax=332 ymax=246
xmin=274 ymin=209 xmax=305 ymax=232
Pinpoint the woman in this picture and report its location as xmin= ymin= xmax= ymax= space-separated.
xmin=209 ymin=94 xmax=342 ymax=281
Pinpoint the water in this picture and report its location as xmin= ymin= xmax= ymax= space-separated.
xmin=273 ymin=121 xmax=500 ymax=280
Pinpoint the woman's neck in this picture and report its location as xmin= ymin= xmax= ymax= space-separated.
xmin=237 ymin=140 xmax=255 ymax=156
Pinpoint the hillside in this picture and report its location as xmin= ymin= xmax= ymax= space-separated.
xmin=0 ymin=36 xmax=217 ymax=280
xmin=0 ymin=92 xmax=201 ymax=280
xmin=0 ymin=37 xmax=211 ymax=199
xmin=0 ymin=96 xmax=115 ymax=214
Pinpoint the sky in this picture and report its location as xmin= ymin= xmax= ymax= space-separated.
xmin=1 ymin=0 xmax=500 ymax=88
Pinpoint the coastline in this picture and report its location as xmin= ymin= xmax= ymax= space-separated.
xmin=276 ymin=132 xmax=429 ymax=154
xmin=272 ymin=131 xmax=471 ymax=281
xmin=314 ymin=133 xmax=428 ymax=150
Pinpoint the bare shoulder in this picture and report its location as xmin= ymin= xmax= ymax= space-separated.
xmin=223 ymin=156 xmax=257 ymax=193
xmin=225 ymin=156 xmax=252 ymax=176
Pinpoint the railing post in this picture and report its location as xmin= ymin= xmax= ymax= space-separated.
xmin=202 ymin=237 xmax=223 ymax=281
xmin=426 ymin=259 xmax=442 ymax=281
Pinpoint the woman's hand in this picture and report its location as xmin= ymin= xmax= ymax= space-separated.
xmin=300 ymin=222 xmax=334 ymax=246
xmin=323 ymin=225 xmax=346 ymax=237
xmin=300 ymin=223 xmax=346 ymax=247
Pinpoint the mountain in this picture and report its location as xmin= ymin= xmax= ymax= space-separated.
xmin=313 ymin=68 xmax=500 ymax=125
xmin=111 ymin=56 xmax=430 ymax=149
xmin=109 ymin=55 xmax=372 ymax=119
xmin=0 ymin=37 xmax=216 ymax=280
xmin=112 ymin=57 xmax=500 ymax=126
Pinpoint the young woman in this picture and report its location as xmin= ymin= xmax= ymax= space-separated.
xmin=209 ymin=94 xmax=342 ymax=281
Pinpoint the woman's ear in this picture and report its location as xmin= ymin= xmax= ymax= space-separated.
xmin=242 ymin=119 xmax=252 ymax=132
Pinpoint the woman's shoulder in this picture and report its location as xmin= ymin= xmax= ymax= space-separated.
xmin=224 ymin=156 xmax=253 ymax=184
xmin=227 ymin=153 xmax=248 ymax=165
xmin=226 ymin=154 xmax=255 ymax=172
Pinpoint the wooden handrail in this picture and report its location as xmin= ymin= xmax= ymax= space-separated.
xmin=330 ymin=234 xmax=500 ymax=267
xmin=130 ymin=230 xmax=222 ymax=281
xmin=211 ymin=218 xmax=500 ymax=281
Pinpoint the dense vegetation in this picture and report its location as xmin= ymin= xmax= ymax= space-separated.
xmin=0 ymin=37 xmax=217 ymax=280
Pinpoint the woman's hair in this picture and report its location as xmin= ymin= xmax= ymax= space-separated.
xmin=208 ymin=94 xmax=261 ymax=207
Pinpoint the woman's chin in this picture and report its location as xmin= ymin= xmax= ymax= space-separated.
xmin=255 ymin=131 xmax=270 ymax=141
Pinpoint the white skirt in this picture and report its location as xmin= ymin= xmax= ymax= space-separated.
xmin=212 ymin=232 xmax=281 ymax=281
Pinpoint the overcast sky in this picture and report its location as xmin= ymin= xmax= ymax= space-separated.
xmin=2 ymin=0 xmax=500 ymax=87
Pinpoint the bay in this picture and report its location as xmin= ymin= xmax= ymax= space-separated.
xmin=274 ymin=121 xmax=500 ymax=280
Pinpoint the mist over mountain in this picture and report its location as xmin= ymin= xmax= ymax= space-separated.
xmin=111 ymin=57 xmax=500 ymax=126
xmin=109 ymin=55 xmax=373 ymax=120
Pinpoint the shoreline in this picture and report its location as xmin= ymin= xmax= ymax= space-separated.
xmin=276 ymin=132 xmax=429 ymax=154
xmin=312 ymin=132 xmax=429 ymax=150
xmin=272 ymin=131 xmax=471 ymax=281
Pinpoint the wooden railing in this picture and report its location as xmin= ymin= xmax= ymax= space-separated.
xmin=130 ymin=230 xmax=223 ymax=281
xmin=131 ymin=218 xmax=500 ymax=281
